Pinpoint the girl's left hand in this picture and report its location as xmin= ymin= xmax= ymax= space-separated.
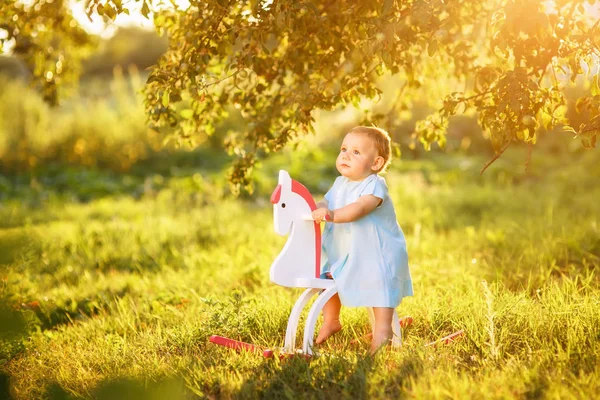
xmin=312 ymin=208 xmax=333 ymax=223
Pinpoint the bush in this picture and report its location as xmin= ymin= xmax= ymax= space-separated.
xmin=0 ymin=69 xmax=166 ymax=174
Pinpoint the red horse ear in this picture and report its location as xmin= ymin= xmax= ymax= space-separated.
xmin=270 ymin=184 xmax=282 ymax=204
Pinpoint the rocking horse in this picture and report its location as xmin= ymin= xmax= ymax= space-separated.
xmin=210 ymin=170 xmax=462 ymax=357
xmin=269 ymin=170 xmax=406 ymax=355
xmin=210 ymin=170 xmax=406 ymax=357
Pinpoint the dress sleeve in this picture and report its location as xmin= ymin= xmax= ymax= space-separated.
xmin=359 ymin=175 xmax=387 ymax=205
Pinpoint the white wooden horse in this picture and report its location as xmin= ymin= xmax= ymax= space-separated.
xmin=270 ymin=170 xmax=403 ymax=355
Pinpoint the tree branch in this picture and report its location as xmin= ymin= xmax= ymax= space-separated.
xmin=537 ymin=66 xmax=547 ymax=86
xmin=480 ymin=140 xmax=511 ymax=175
xmin=203 ymin=71 xmax=239 ymax=89
xmin=524 ymin=143 xmax=533 ymax=172
xmin=463 ymin=89 xmax=493 ymax=102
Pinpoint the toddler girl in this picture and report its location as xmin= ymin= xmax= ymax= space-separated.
xmin=311 ymin=126 xmax=413 ymax=353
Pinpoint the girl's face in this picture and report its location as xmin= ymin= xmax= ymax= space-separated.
xmin=336 ymin=133 xmax=383 ymax=181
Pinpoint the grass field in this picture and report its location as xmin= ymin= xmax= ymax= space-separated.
xmin=1 ymin=138 xmax=598 ymax=399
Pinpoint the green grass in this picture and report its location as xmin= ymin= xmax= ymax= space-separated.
xmin=1 ymin=142 xmax=599 ymax=399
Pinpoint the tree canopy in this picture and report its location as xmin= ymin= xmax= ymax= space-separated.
xmin=1 ymin=0 xmax=599 ymax=192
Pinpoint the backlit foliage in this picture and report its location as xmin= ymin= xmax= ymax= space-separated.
xmin=1 ymin=0 xmax=599 ymax=190
xmin=0 ymin=0 xmax=96 ymax=103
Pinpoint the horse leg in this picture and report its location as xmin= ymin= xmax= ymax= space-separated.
xmin=302 ymin=286 xmax=339 ymax=355
xmin=284 ymin=288 xmax=321 ymax=353
xmin=391 ymin=309 xmax=402 ymax=348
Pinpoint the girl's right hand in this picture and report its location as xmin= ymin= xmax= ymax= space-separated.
xmin=312 ymin=208 xmax=333 ymax=223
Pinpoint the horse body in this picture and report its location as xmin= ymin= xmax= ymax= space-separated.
xmin=270 ymin=170 xmax=321 ymax=287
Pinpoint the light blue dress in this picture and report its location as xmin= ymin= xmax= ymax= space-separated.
xmin=320 ymin=174 xmax=413 ymax=308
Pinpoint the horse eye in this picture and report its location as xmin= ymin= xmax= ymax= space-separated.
xmin=281 ymin=203 xmax=286 ymax=208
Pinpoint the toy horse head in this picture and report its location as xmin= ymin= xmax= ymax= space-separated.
xmin=270 ymin=170 xmax=312 ymax=236
xmin=270 ymin=170 xmax=321 ymax=287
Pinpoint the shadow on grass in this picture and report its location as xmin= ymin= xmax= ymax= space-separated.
xmin=27 ymin=287 xmax=131 ymax=333
xmin=234 ymin=352 xmax=387 ymax=399
xmin=0 ymin=287 xmax=131 ymax=365
xmin=44 ymin=383 xmax=76 ymax=400
xmin=41 ymin=377 xmax=189 ymax=400
xmin=386 ymin=351 xmax=424 ymax=397
xmin=234 ymin=348 xmax=423 ymax=399
xmin=91 ymin=377 xmax=188 ymax=400
xmin=0 ymin=299 xmax=28 ymax=365
xmin=0 ymin=372 xmax=13 ymax=400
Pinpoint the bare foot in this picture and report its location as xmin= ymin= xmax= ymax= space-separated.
xmin=370 ymin=330 xmax=392 ymax=354
xmin=315 ymin=319 xmax=342 ymax=344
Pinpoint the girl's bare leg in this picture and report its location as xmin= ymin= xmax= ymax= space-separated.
xmin=371 ymin=307 xmax=394 ymax=354
xmin=315 ymin=293 xmax=342 ymax=344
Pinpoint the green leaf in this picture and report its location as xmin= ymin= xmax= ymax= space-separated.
xmin=576 ymin=97 xmax=587 ymax=114
xmin=146 ymin=74 xmax=162 ymax=85
xmin=582 ymin=137 xmax=590 ymax=148
xmin=180 ymin=109 xmax=193 ymax=119
xmin=162 ymin=90 xmax=170 ymax=107
xmin=104 ymin=5 xmax=116 ymax=20
xmin=141 ymin=1 xmax=150 ymax=18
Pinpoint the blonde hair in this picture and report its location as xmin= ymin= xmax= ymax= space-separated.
xmin=349 ymin=126 xmax=392 ymax=173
